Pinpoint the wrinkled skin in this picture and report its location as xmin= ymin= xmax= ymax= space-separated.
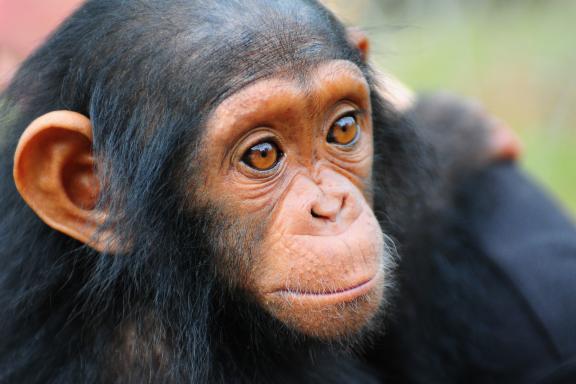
xmin=198 ymin=60 xmax=390 ymax=338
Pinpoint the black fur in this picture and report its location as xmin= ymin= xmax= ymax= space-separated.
xmin=0 ymin=1 xmax=434 ymax=383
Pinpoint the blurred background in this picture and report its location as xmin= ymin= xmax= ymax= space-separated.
xmin=1 ymin=0 xmax=574 ymax=215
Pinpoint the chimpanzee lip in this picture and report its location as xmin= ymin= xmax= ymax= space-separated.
xmin=271 ymin=273 xmax=379 ymax=305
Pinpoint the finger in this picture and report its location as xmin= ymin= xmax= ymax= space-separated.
xmin=487 ymin=118 xmax=522 ymax=161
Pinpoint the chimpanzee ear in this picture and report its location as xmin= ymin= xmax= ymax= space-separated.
xmin=13 ymin=111 xmax=112 ymax=252
xmin=347 ymin=27 xmax=370 ymax=61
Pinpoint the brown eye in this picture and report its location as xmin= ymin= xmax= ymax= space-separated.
xmin=242 ymin=141 xmax=282 ymax=171
xmin=327 ymin=114 xmax=360 ymax=146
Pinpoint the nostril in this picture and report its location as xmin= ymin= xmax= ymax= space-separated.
xmin=340 ymin=194 xmax=347 ymax=211
xmin=311 ymin=208 xmax=322 ymax=219
xmin=310 ymin=201 xmax=340 ymax=221
xmin=310 ymin=193 xmax=347 ymax=221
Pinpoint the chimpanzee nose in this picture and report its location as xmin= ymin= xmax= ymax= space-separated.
xmin=310 ymin=193 xmax=346 ymax=222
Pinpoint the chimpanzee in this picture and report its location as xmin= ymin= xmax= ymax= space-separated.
xmin=1 ymin=0 xmax=575 ymax=383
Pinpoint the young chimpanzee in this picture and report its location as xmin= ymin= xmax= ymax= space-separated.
xmin=1 ymin=0 xmax=575 ymax=383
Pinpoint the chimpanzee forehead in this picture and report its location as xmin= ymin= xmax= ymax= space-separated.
xmin=202 ymin=59 xmax=370 ymax=148
xmin=214 ymin=59 xmax=368 ymax=111
xmin=181 ymin=35 xmax=360 ymax=114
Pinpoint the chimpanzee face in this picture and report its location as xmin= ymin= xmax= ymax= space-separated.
xmin=11 ymin=0 xmax=391 ymax=340
xmin=197 ymin=60 xmax=391 ymax=339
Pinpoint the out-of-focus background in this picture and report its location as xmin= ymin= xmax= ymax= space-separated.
xmin=1 ymin=0 xmax=574 ymax=214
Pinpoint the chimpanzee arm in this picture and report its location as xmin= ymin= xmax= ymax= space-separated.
xmin=451 ymin=163 xmax=576 ymax=384
xmin=380 ymin=148 xmax=576 ymax=382
xmin=398 ymin=163 xmax=576 ymax=383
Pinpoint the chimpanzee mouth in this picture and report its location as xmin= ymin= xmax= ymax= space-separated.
xmin=272 ymin=273 xmax=380 ymax=305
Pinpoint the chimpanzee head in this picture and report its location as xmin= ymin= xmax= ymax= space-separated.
xmin=0 ymin=0 xmax=425 ymax=381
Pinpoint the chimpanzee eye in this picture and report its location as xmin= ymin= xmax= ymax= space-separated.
xmin=327 ymin=114 xmax=360 ymax=146
xmin=241 ymin=141 xmax=282 ymax=171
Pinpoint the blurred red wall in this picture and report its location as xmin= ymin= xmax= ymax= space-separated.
xmin=0 ymin=0 xmax=82 ymax=87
